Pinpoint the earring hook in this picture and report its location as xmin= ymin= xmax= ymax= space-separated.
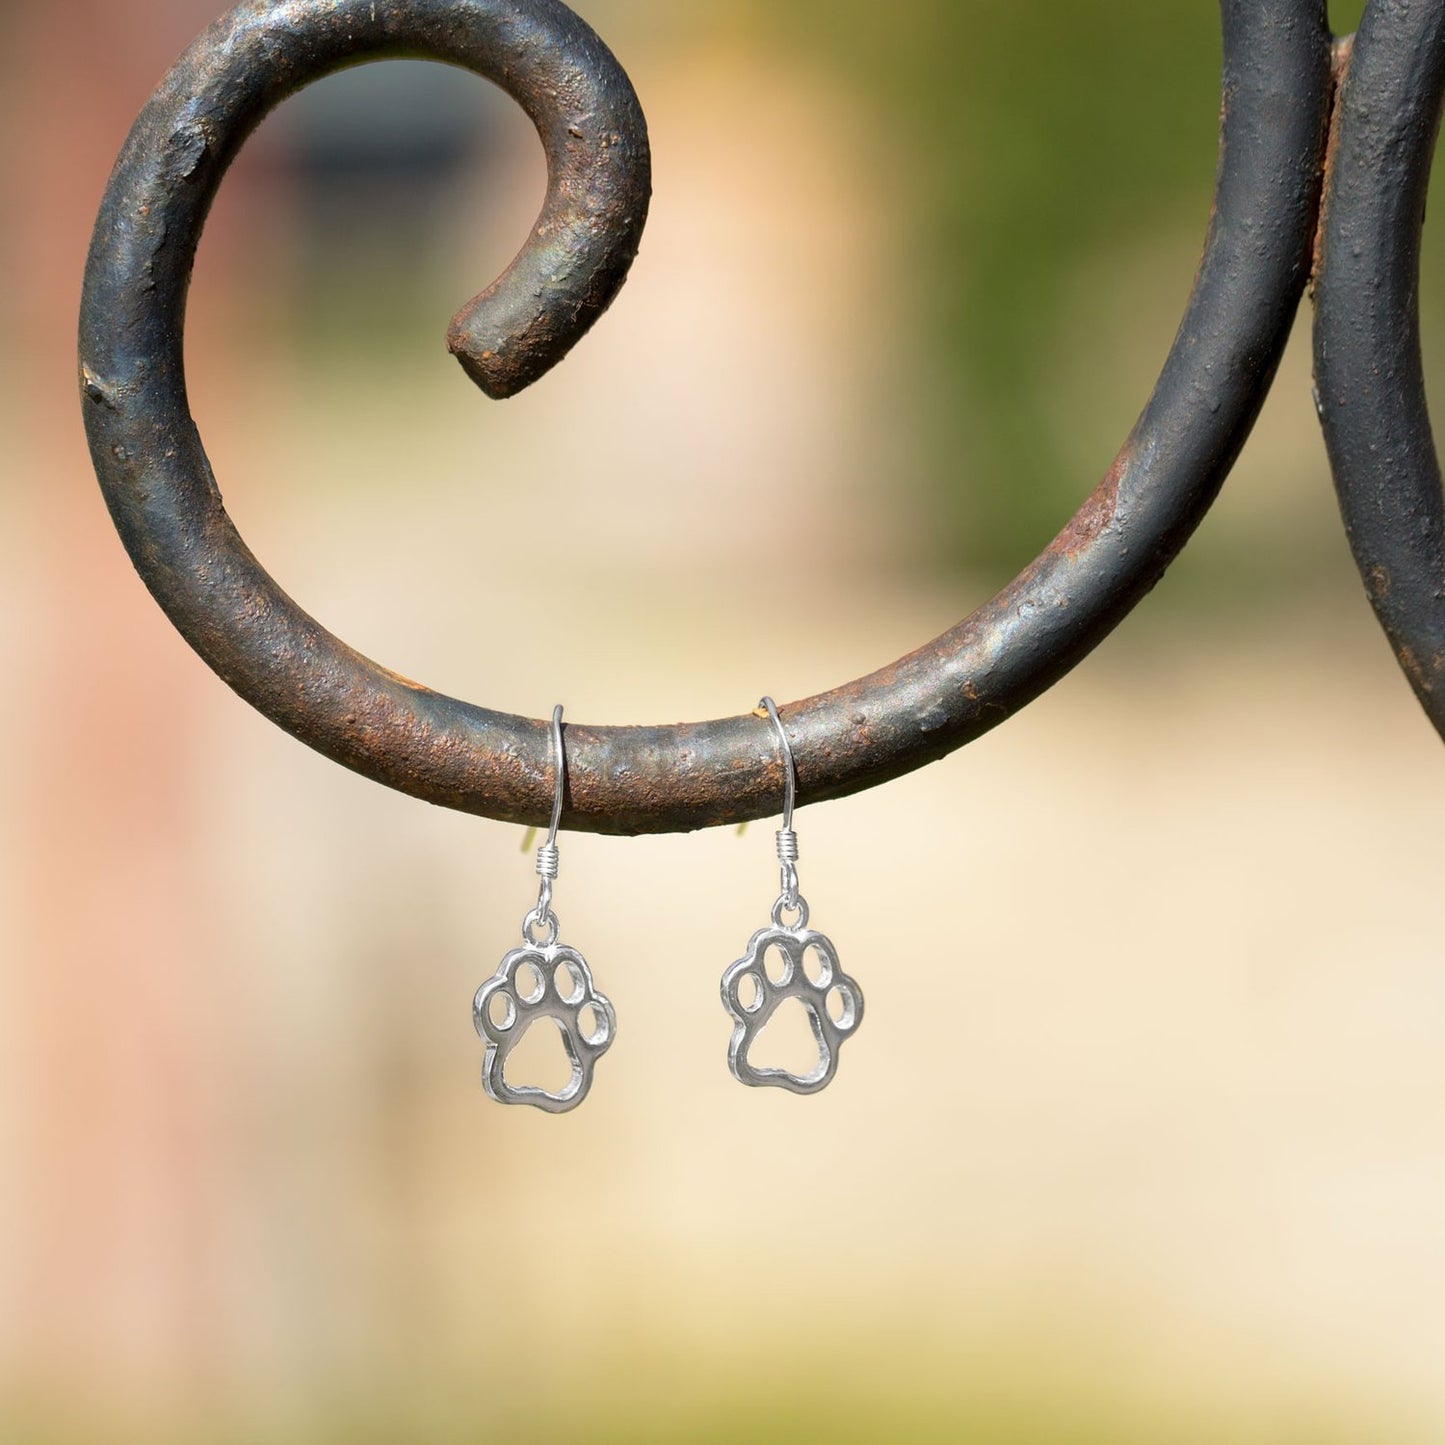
xmin=545 ymin=703 xmax=566 ymax=847
xmin=759 ymin=696 xmax=795 ymax=830
xmin=759 ymin=696 xmax=803 ymax=918
xmin=525 ymin=704 xmax=566 ymax=945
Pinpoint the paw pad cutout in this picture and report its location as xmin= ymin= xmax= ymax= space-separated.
xmin=721 ymin=926 xmax=863 ymax=1093
xmin=473 ymin=944 xmax=615 ymax=1114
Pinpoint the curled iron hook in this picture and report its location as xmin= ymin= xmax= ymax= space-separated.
xmin=81 ymin=0 xmax=1334 ymax=835
xmin=79 ymin=0 xmax=651 ymax=401
xmin=1313 ymin=4 xmax=1445 ymax=740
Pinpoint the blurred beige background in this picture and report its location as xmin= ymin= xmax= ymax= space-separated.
xmin=3 ymin=0 xmax=1444 ymax=1440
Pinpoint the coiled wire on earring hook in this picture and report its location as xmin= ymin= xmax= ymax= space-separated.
xmin=523 ymin=705 xmax=566 ymax=946
xmin=760 ymin=697 xmax=804 ymax=917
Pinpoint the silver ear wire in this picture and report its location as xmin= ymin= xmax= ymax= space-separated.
xmin=759 ymin=696 xmax=803 ymax=919
xmin=759 ymin=696 xmax=796 ymax=827
xmin=526 ymin=704 xmax=566 ymax=945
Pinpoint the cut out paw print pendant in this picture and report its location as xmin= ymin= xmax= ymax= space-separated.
xmin=473 ymin=705 xmax=616 ymax=1113
xmin=721 ymin=698 xmax=864 ymax=1094
xmin=474 ymin=938 xmax=616 ymax=1114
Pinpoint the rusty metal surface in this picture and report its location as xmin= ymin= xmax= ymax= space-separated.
xmin=1313 ymin=3 xmax=1445 ymax=740
xmin=82 ymin=0 xmax=1333 ymax=835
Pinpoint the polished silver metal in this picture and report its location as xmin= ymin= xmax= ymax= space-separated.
xmin=760 ymin=696 xmax=801 ymax=911
xmin=474 ymin=942 xmax=616 ymax=1113
xmin=721 ymin=697 xmax=863 ymax=1093
xmin=721 ymin=925 xmax=862 ymax=1094
xmin=761 ymin=696 xmax=797 ymax=827
xmin=473 ymin=704 xmax=616 ymax=1113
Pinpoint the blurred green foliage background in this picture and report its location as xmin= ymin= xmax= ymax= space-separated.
xmin=758 ymin=0 xmax=1223 ymax=566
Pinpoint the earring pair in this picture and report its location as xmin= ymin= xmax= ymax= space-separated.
xmin=472 ymin=699 xmax=864 ymax=1112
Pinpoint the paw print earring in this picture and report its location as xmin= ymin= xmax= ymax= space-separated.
xmin=721 ymin=697 xmax=864 ymax=1094
xmin=473 ymin=705 xmax=616 ymax=1114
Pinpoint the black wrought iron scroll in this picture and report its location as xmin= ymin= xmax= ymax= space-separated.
xmin=1315 ymin=2 xmax=1445 ymax=738
xmin=78 ymin=0 xmax=1441 ymax=838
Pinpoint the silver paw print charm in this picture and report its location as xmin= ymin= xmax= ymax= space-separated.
xmin=473 ymin=937 xmax=616 ymax=1114
xmin=722 ymin=908 xmax=863 ymax=1093
xmin=722 ymin=698 xmax=864 ymax=1094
